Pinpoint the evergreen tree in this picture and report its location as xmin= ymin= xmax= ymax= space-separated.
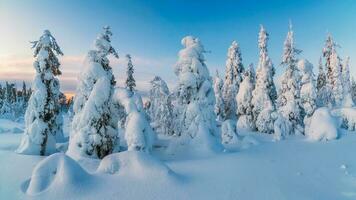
xmin=351 ymin=77 xmax=356 ymax=104
xmin=172 ymin=36 xmax=221 ymax=151
xmin=147 ymin=76 xmax=174 ymax=135
xmin=277 ymin=23 xmax=304 ymax=135
xmin=213 ymin=70 xmax=225 ymax=122
xmin=299 ymin=59 xmax=317 ymax=117
xmin=329 ymin=47 xmax=343 ymax=107
xmin=236 ymin=63 xmax=255 ymax=130
xmin=251 ymin=25 xmax=277 ymax=134
xmin=125 ymin=54 xmax=136 ymax=93
xmin=17 ymin=30 xmax=63 ymax=155
xmin=342 ymin=56 xmax=354 ymax=107
xmin=316 ymin=57 xmax=330 ymax=107
xmin=222 ymin=41 xmax=244 ymax=120
xmin=67 ymin=26 xmax=119 ymax=159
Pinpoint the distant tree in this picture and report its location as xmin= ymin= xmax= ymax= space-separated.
xmin=125 ymin=54 xmax=136 ymax=93
xmin=17 ymin=30 xmax=63 ymax=155
xmin=213 ymin=70 xmax=225 ymax=122
xmin=341 ymin=56 xmax=354 ymax=107
xmin=316 ymin=57 xmax=330 ymax=107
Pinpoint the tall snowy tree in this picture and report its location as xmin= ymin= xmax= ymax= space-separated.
xmin=236 ymin=63 xmax=255 ymax=130
xmin=213 ymin=70 xmax=225 ymax=122
xmin=329 ymin=47 xmax=343 ymax=107
xmin=172 ymin=36 xmax=221 ymax=151
xmin=67 ymin=26 xmax=119 ymax=159
xmin=251 ymin=25 xmax=277 ymax=134
xmin=299 ymin=59 xmax=317 ymax=117
xmin=222 ymin=41 xmax=244 ymax=120
xmin=147 ymin=76 xmax=174 ymax=135
xmin=125 ymin=54 xmax=136 ymax=93
xmin=17 ymin=30 xmax=63 ymax=155
xmin=316 ymin=57 xmax=330 ymax=107
xmin=342 ymin=56 xmax=354 ymax=107
xmin=277 ymin=23 xmax=304 ymax=135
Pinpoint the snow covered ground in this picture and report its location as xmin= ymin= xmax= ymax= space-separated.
xmin=1 ymin=118 xmax=356 ymax=200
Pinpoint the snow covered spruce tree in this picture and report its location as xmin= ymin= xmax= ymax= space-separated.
xmin=298 ymin=59 xmax=317 ymax=118
xmin=17 ymin=30 xmax=63 ymax=155
xmin=222 ymin=41 xmax=244 ymax=120
xmin=351 ymin=77 xmax=356 ymax=104
xmin=341 ymin=57 xmax=354 ymax=107
xmin=277 ymin=24 xmax=304 ymax=135
xmin=147 ymin=76 xmax=174 ymax=135
xmin=213 ymin=70 xmax=225 ymax=122
xmin=67 ymin=26 xmax=119 ymax=159
xmin=251 ymin=25 xmax=277 ymax=134
xmin=125 ymin=54 xmax=136 ymax=94
xmin=172 ymin=36 xmax=221 ymax=151
xmin=236 ymin=63 xmax=255 ymax=130
xmin=316 ymin=57 xmax=330 ymax=107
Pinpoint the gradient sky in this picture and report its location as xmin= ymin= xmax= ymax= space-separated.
xmin=1 ymin=0 xmax=356 ymax=96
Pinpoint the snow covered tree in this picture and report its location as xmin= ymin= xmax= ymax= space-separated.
xmin=147 ymin=76 xmax=174 ymax=135
xmin=351 ymin=77 xmax=356 ymax=104
xmin=316 ymin=57 xmax=330 ymax=107
xmin=172 ymin=36 xmax=221 ymax=151
xmin=17 ymin=30 xmax=63 ymax=155
xmin=236 ymin=63 xmax=255 ymax=130
xmin=329 ymin=48 xmax=343 ymax=107
xmin=67 ymin=26 xmax=119 ymax=159
xmin=213 ymin=70 xmax=225 ymax=122
xmin=342 ymin=56 xmax=354 ymax=107
xmin=222 ymin=41 xmax=244 ymax=120
xmin=299 ymin=59 xmax=317 ymax=117
xmin=277 ymin=23 xmax=304 ymax=135
xmin=125 ymin=54 xmax=136 ymax=93
xmin=251 ymin=25 xmax=277 ymax=134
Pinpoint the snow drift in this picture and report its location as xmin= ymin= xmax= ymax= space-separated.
xmin=305 ymin=107 xmax=338 ymax=141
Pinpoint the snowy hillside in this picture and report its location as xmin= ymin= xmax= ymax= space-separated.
xmin=1 ymin=118 xmax=356 ymax=199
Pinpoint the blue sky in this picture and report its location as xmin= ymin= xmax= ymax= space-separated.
xmin=0 ymin=0 xmax=356 ymax=95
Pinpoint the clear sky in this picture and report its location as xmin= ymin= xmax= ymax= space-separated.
xmin=1 ymin=0 xmax=356 ymax=96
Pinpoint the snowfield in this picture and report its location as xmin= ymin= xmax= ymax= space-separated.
xmin=1 ymin=119 xmax=356 ymax=200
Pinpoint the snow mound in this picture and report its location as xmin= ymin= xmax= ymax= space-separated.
xmin=0 ymin=119 xmax=24 ymax=134
xmin=25 ymin=153 xmax=91 ymax=195
xmin=306 ymin=107 xmax=338 ymax=141
xmin=97 ymin=151 xmax=176 ymax=179
xmin=331 ymin=107 xmax=356 ymax=131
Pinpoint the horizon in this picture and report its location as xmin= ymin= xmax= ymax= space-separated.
xmin=1 ymin=0 xmax=356 ymax=97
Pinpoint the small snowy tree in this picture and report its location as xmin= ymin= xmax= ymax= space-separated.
xmin=125 ymin=54 xmax=136 ymax=93
xmin=222 ymin=41 xmax=244 ymax=120
xmin=299 ymin=59 xmax=317 ymax=117
xmin=329 ymin=48 xmax=343 ymax=107
xmin=67 ymin=26 xmax=119 ymax=159
xmin=277 ymin=23 xmax=304 ymax=135
xmin=316 ymin=57 xmax=330 ymax=107
xmin=147 ymin=76 xmax=174 ymax=135
xmin=351 ymin=77 xmax=356 ymax=104
xmin=213 ymin=70 xmax=225 ymax=122
xmin=342 ymin=57 xmax=354 ymax=107
xmin=172 ymin=36 xmax=221 ymax=152
xmin=236 ymin=63 xmax=255 ymax=130
xmin=17 ymin=30 xmax=63 ymax=155
xmin=251 ymin=25 xmax=277 ymax=134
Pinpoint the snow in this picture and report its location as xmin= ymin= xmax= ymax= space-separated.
xmin=305 ymin=107 xmax=338 ymax=141
xmin=0 ymin=118 xmax=24 ymax=134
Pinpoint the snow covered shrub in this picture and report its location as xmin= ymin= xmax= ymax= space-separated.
xmin=113 ymin=88 xmax=155 ymax=152
xmin=236 ymin=64 xmax=255 ymax=130
xmin=331 ymin=108 xmax=356 ymax=131
xmin=277 ymin=24 xmax=304 ymax=135
xmin=222 ymin=41 xmax=245 ymax=120
xmin=25 ymin=153 xmax=91 ymax=195
xmin=251 ymin=25 xmax=277 ymax=134
xmin=147 ymin=76 xmax=174 ymax=135
xmin=306 ymin=107 xmax=338 ymax=141
xmin=17 ymin=30 xmax=63 ymax=156
xmin=299 ymin=59 xmax=317 ymax=117
xmin=67 ymin=26 xmax=119 ymax=159
xmin=273 ymin=113 xmax=291 ymax=141
xmin=172 ymin=36 xmax=221 ymax=152
xmin=221 ymin=119 xmax=238 ymax=144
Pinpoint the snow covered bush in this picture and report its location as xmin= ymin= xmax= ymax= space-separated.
xmin=222 ymin=41 xmax=245 ymax=120
xmin=277 ymin=24 xmax=304 ymax=135
xmin=147 ymin=76 xmax=174 ymax=135
xmin=236 ymin=64 xmax=255 ymax=130
xmin=172 ymin=36 xmax=221 ymax=152
xmin=17 ymin=30 xmax=63 ymax=155
xmin=305 ymin=107 xmax=338 ymax=141
xmin=113 ymin=88 xmax=155 ymax=153
xmin=273 ymin=113 xmax=291 ymax=141
xmin=251 ymin=25 xmax=277 ymax=134
xmin=67 ymin=26 xmax=119 ymax=159
xmin=331 ymin=108 xmax=356 ymax=131
xmin=221 ymin=119 xmax=238 ymax=144
xmin=213 ymin=70 xmax=225 ymax=122
xmin=25 ymin=153 xmax=91 ymax=195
